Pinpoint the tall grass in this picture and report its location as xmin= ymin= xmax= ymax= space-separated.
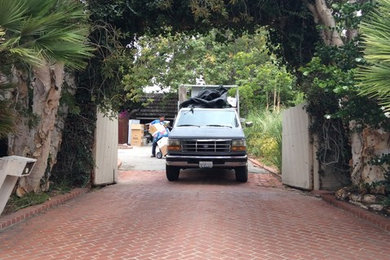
xmin=244 ymin=110 xmax=282 ymax=171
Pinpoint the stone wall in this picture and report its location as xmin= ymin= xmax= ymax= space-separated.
xmin=350 ymin=121 xmax=389 ymax=189
xmin=336 ymin=122 xmax=389 ymax=215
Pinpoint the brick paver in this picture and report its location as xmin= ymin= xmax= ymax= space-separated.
xmin=0 ymin=169 xmax=389 ymax=259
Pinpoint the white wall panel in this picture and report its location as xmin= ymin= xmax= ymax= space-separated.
xmin=93 ymin=110 xmax=118 ymax=185
xmin=282 ymin=104 xmax=313 ymax=190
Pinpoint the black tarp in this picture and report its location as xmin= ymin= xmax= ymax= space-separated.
xmin=179 ymin=86 xmax=231 ymax=109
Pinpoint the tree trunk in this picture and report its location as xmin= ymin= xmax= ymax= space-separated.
xmin=306 ymin=0 xmax=344 ymax=47
xmin=346 ymin=0 xmax=359 ymax=41
xmin=349 ymin=121 xmax=363 ymax=185
xmin=350 ymin=121 xmax=390 ymax=192
xmin=9 ymin=63 xmax=65 ymax=193
xmin=273 ymin=87 xmax=277 ymax=111
xmin=49 ymin=73 xmax=76 ymax=172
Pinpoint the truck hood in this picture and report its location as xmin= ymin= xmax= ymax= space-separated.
xmin=169 ymin=126 xmax=245 ymax=139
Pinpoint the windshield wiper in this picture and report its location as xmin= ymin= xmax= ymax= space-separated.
xmin=205 ymin=124 xmax=232 ymax=128
xmin=177 ymin=124 xmax=200 ymax=127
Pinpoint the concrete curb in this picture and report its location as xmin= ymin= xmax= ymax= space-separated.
xmin=313 ymin=190 xmax=390 ymax=233
xmin=248 ymin=157 xmax=281 ymax=180
xmin=0 ymin=188 xmax=88 ymax=231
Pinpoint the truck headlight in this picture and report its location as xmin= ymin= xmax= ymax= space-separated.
xmin=231 ymin=139 xmax=246 ymax=152
xmin=168 ymin=139 xmax=181 ymax=151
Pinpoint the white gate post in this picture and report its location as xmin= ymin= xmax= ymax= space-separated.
xmin=93 ymin=110 xmax=118 ymax=185
xmin=282 ymin=103 xmax=313 ymax=190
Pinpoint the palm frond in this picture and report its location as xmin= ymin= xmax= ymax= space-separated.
xmin=0 ymin=0 xmax=26 ymax=30
xmin=0 ymin=0 xmax=93 ymax=69
xmin=23 ymin=0 xmax=56 ymax=18
xmin=0 ymin=26 xmax=5 ymax=45
xmin=357 ymin=0 xmax=390 ymax=111
xmin=9 ymin=47 xmax=43 ymax=65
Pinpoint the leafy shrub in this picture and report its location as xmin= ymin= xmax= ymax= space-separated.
xmin=244 ymin=110 xmax=282 ymax=171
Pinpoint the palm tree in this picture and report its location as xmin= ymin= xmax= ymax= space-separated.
xmin=0 ymin=0 xmax=93 ymax=68
xmin=357 ymin=0 xmax=390 ymax=111
xmin=0 ymin=0 xmax=93 ymax=192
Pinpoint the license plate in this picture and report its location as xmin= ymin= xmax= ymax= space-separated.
xmin=199 ymin=161 xmax=213 ymax=168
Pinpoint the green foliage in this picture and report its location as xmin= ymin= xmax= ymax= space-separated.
xmin=0 ymin=0 xmax=93 ymax=144
xmin=51 ymin=86 xmax=96 ymax=187
xmin=0 ymin=0 xmax=93 ymax=69
xmin=87 ymin=0 xmax=318 ymax=70
xmin=4 ymin=184 xmax=73 ymax=214
xmin=0 ymin=100 xmax=14 ymax=138
xmin=236 ymin=60 xmax=298 ymax=115
xmin=244 ymin=110 xmax=282 ymax=171
xmin=296 ymin=1 xmax=390 ymax=178
xmin=6 ymin=192 xmax=49 ymax=211
xmin=0 ymin=84 xmax=14 ymax=138
xmin=119 ymin=29 xmax=302 ymax=116
xmin=124 ymin=30 xmax=241 ymax=91
xmin=357 ymin=0 xmax=390 ymax=111
xmin=51 ymin=4 xmax=130 ymax=187
xmin=300 ymin=55 xmax=354 ymax=173
xmin=332 ymin=1 xmax=374 ymax=31
xmin=369 ymin=153 xmax=390 ymax=195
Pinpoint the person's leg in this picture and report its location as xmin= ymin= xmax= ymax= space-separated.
xmin=151 ymin=141 xmax=157 ymax=157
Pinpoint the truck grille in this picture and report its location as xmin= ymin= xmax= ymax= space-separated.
xmin=181 ymin=140 xmax=231 ymax=153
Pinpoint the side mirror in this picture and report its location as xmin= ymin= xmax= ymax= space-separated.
xmin=245 ymin=121 xmax=253 ymax=127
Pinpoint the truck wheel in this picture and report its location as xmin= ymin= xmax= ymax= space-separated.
xmin=166 ymin=165 xmax=180 ymax=181
xmin=156 ymin=152 xmax=162 ymax=159
xmin=235 ymin=166 xmax=248 ymax=182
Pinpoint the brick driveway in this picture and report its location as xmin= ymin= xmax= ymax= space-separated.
xmin=0 ymin=169 xmax=389 ymax=259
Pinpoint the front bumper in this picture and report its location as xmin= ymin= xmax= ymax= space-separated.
xmin=166 ymin=155 xmax=247 ymax=168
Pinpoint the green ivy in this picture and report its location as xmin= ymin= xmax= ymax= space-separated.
xmin=50 ymin=85 xmax=96 ymax=187
xmin=298 ymin=1 xmax=389 ymax=186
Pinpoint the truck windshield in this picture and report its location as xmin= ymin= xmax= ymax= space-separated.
xmin=176 ymin=110 xmax=239 ymax=128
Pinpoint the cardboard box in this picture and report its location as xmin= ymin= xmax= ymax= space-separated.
xmin=157 ymin=137 xmax=168 ymax=147
xmin=159 ymin=145 xmax=168 ymax=156
xmin=131 ymin=136 xmax=143 ymax=146
xmin=149 ymin=123 xmax=167 ymax=137
xmin=157 ymin=137 xmax=168 ymax=156
xmin=131 ymin=126 xmax=143 ymax=146
xmin=131 ymin=124 xmax=144 ymax=130
xmin=131 ymin=129 xmax=143 ymax=138
xmin=132 ymin=142 xmax=142 ymax=147
xmin=128 ymin=120 xmax=141 ymax=142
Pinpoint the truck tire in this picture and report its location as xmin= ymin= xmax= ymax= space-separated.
xmin=166 ymin=165 xmax=180 ymax=181
xmin=235 ymin=166 xmax=248 ymax=182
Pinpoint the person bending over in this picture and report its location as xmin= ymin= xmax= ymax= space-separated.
xmin=150 ymin=115 xmax=166 ymax=157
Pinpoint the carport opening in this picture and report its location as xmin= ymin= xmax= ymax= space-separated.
xmin=118 ymin=92 xmax=178 ymax=146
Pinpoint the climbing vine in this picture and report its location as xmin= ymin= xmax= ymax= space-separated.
xmin=299 ymin=1 xmax=390 ymax=189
